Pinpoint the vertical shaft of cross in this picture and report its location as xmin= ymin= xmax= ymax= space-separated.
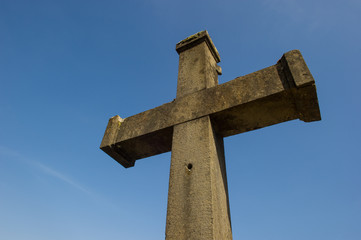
xmin=165 ymin=31 xmax=232 ymax=240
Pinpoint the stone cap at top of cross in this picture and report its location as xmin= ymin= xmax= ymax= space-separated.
xmin=176 ymin=30 xmax=221 ymax=63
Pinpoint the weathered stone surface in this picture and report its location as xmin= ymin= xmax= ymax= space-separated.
xmin=165 ymin=32 xmax=232 ymax=239
xmin=176 ymin=30 xmax=220 ymax=63
xmin=166 ymin=116 xmax=231 ymax=239
xmin=101 ymin=50 xmax=320 ymax=165
xmin=100 ymin=30 xmax=321 ymax=240
xmin=100 ymin=116 xmax=135 ymax=168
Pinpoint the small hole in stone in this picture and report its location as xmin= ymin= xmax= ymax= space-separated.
xmin=187 ymin=163 xmax=193 ymax=170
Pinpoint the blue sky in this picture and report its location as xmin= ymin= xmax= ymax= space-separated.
xmin=1 ymin=0 xmax=360 ymax=239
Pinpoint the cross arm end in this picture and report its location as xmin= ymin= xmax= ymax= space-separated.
xmin=278 ymin=50 xmax=321 ymax=122
xmin=100 ymin=115 xmax=135 ymax=168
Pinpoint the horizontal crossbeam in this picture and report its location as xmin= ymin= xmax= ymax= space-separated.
xmin=100 ymin=50 xmax=321 ymax=168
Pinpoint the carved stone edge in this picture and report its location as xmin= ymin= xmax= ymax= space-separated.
xmin=278 ymin=50 xmax=321 ymax=122
xmin=100 ymin=115 xmax=135 ymax=168
xmin=101 ymin=50 xmax=321 ymax=167
xmin=176 ymin=30 xmax=221 ymax=63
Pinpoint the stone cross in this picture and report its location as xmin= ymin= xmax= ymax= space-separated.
xmin=100 ymin=31 xmax=321 ymax=240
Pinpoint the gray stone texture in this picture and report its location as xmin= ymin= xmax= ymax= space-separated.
xmin=100 ymin=30 xmax=321 ymax=239
xmin=100 ymin=50 xmax=320 ymax=167
xmin=165 ymin=32 xmax=232 ymax=239
xmin=166 ymin=116 xmax=231 ymax=239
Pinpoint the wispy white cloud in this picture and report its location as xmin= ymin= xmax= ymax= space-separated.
xmin=34 ymin=162 xmax=121 ymax=211
xmin=0 ymin=145 xmax=23 ymax=159
xmin=0 ymin=145 xmax=91 ymax=195
xmin=0 ymin=145 xmax=120 ymax=211
xmin=35 ymin=162 xmax=92 ymax=195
